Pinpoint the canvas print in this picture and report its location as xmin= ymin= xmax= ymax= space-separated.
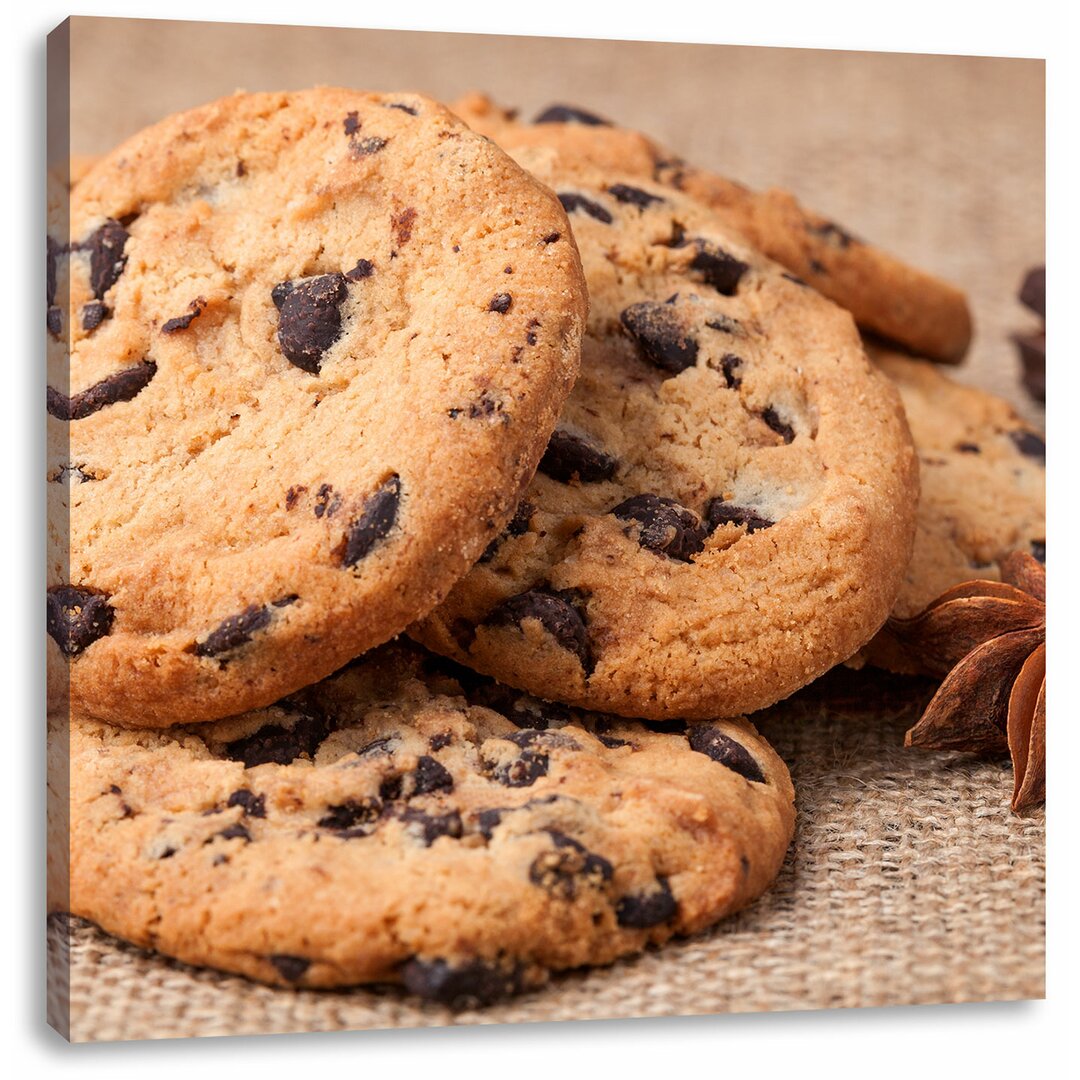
xmin=46 ymin=16 xmax=1045 ymax=1042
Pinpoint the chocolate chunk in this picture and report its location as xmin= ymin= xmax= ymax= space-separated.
xmin=429 ymin=731 xmax=453 ymax=751
xmin=386 ymin=102 xmax=418 ymax=115
xmin=1031 ymin=539 xmax=1045 ymax=562
xmin=504 ymin=729 xmax=580 ymax=752
xmin=47 ymin=585 xmax=114 ymax=657
xmin=607 ymin=183 xmax=663 ymax=209
xmin=412 ymin=755 xmax=454 ymax=795
xmin=342 ymin=474 xmax=401 ymax=566
xmin=688 ymin=242 xmax=750 ymax=295
xmin=704 ymin=498 xmax=773 ymax=534
xmin=1010 ymin=430 xmax=1045 ymax=461
xmin=47 ymin=360 xmax=157 ymax=421
xmin=227 ymin=790 xmax=266 ymax=818
xmin=529 ymin=830 xmax=613 ymax=899
xmin=87 ymin=220 xmax=129 ymax=299
xmin=809 ymin=220 xmax=858 ymax=249
xmin=611 ymin=494 xmax=707 ymax=562
xmin=270 ymin=281 xmax=294 ymax=309
xmin=956 ymin=443 xmax=981 ymax=454
xmin=486 ymin=590 xmax=591 ymax=673
xmin=558 ymin=192 xmax=613 ymax=224
xmin=488 ymin=292 xmax=512 ymax=314
xmin=395 ymin=807 xmax=463 ymax=845
xmin=80 ymin=301 xmax=107 ymax=331
xmin=542 ymin=232 xmax=561 ymax=244
xmin=719 ymin=353 xmax=743 ymax=389
xmin=597 ymin=734 xmax=631 ymax=749
xmin=161 ymin=299 xmax=205 ymax=333
xmin=1018 ymin=265 xmax=1045 ymax=319
xmin=687 ymin=726 xmax=766 ymax=782
xmin=478 ymin=500 xmax=535 ymax=563
xmin=620 ymin=302 xmax=698 ymax=374
xmin=216 ymin=823 xmax=251 ymax=842
xmin=343 ymin=112 xmax=361 ymax=135
xmin=534 ymin=104 xmax=611 ymax=126
xmin=274 ymin=272 xmax=349 ymax=374
xmin=318 ymin=798 xmax=382 ymax=831
xmin=194 ymin=603 xmax=272 ymax=658
xmin=762 ymin=407 xmax=796 ymax=444
xmin=345 ymin=259 xmax=374 ymax=281
xmin=313 ymin=483 xmax=342 ymax=519
xmin=224 ymin=711 xmax=332 ymax=768
xmin=475 ymin=808 xmax=506 ymax=839
xmin=490 ymin=750 xmax=549 ymax=788
xmin=539 ymin=429 xmax=618 ymax=484
xmin=616 ymin=877 xmax=678 ymax=928
xmin=401 ymin=958 xmax=523 ymax=1007
xmin=47 ymin=306 xmax=62 ymax=336
xmin=269 ymin=955 xmax=310 ymax=983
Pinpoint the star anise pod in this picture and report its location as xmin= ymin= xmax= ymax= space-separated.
xmin=883 ymin=551 xmax=1045 ymax=812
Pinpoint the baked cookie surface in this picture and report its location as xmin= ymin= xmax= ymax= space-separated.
xmin=56 ymin=641 xmax=795 ymax=1005
xmin=861 ymin=343 xmax=1045 ymax=669
xmin=453 ymin=93 xmax=972 ymax=362
xmin=412 ymin=152 xmax=919 ymax=719
xmin=47 ymin=88 xmax=586 ymax=727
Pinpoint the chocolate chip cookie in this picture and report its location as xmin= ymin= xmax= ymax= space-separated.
xmin=859 ymin=342 xmax=1045 ymax=670
xmin=412 ymin=152 xmax=919 ymax=720
xmin=56 ymin=640 xmax=795 ymax=1005
xmin=453 ymin=93 xmax=972 ymax=362
xmin=47 ymin=88 xmax=586 ymax=727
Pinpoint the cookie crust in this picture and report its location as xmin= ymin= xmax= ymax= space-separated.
xmin=453 ymin=93 xmax=972 ymax=362
xmin=48 ymin=89 xmax=586 ymax=727
xmin=413 ymin=154 xmax=919 ymax=719
xmin=56 ymin=642 xmax=795 ymax=1003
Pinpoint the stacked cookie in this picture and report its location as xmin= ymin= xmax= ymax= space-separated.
xmin=47 ymin=87 xmax=1041 ymax=1009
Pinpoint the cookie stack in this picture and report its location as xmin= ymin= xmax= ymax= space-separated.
xmin=47 ymin=88 xmax=1044 ymax=1008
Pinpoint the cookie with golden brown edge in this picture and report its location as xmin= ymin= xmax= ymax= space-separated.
xmin=56 ymin=641 xmax=795 ymax=1005
xmin=859 ymin=342 xmax=1045 ymax=671
xmin=412 ymin=153 xmax=919 ymax=720
xmin=453 ymin=93 xmax=972 ymax=362
xmin=46 ymin=88 xmax=586 ymax=727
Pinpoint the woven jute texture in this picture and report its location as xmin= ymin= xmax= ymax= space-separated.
xmin=50 ymin=20 xmax=1045 ymax=1042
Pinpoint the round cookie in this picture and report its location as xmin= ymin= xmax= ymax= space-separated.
xmin=47 ymin=88 xmax=586 ymax=728
xmin=860 ymin=342 xmax=1045 ymax=670
xmin=56 ymin=640 xmax=795 ymax=1004
xmin=453 ymin=93 xmax=972 ymax=362
xmin=412 ymin=152 xmax=919 ymax=720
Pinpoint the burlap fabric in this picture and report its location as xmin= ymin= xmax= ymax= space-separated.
xmin=49 ymin=20 xmax=1045 ymax=1041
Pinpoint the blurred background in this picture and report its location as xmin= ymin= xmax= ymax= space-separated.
xmin=65 ymin=17 xmax=1044 ymax=419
